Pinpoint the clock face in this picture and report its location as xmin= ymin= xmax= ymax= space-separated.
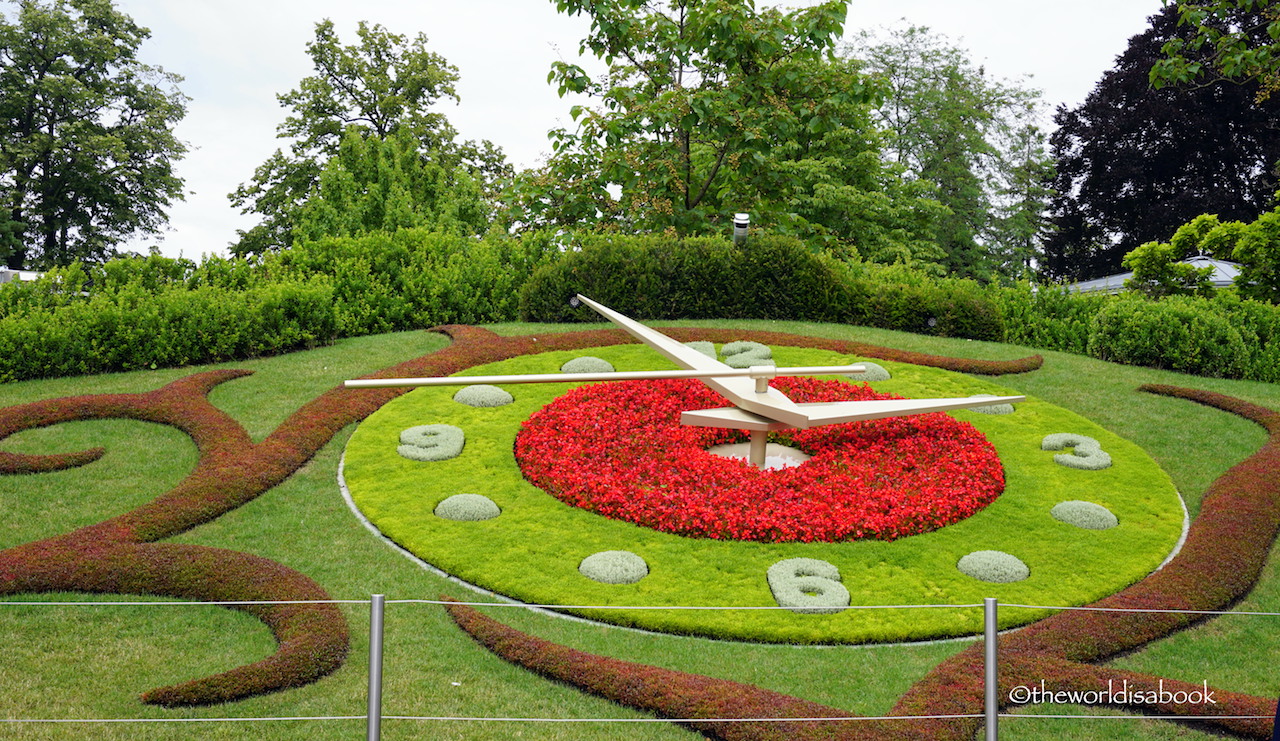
xmin=341 ymin=343 xmax=1185 ymax=644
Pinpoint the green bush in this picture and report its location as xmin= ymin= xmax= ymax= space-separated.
xmin=519 ymin=234 xmax=856 ymax=323
xmin=0 ymin=262 xmax=90 ymax=318
xmin=838 ymin=261 xmax=1006 ymax=341
xmin=0 ymin=228 xmax=561 ymax=381
xmin=1210 ymin=291 xmax=1280 ymax=382
xmin=415 ymin=234 xmax=560 ymax=325
xmin=0 ymin=279 xmax=336 ymax=382
xmin=92 ymin=254 xmax=197 ymax=294
xmin=519 ymin=233 xmax=1005 ymax=340
xmin=988 ymin=282 xmax=1107 ymax=355
xmin=9 ymin=222 xmax=1280 ymax=384
xmin=274 ymin=228 xmax=560 ymax=334
xmin=985 ymin=281 xmax=1280 ymax=383
xmin=1086 ymin=295 xmax=1249 ymax=378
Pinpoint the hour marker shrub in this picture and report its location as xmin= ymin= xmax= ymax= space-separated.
xmin=560 ymin=356 xmax=615 ymax=374
xmin=578 ymin=550 xmax=648 ymax=584
xmin=434 ymin=494 xmax=501 ymax=521
xmin=766 ymin=558 xmax=850 ymax=614
xmin=1051 ymin=500 xmax=1119 ymax=530
xmin=1042 ymin=433 xmax=1112 ymax=470
xmin=720 ymin=340 xmax=774 ymax=368
xmin=966 ymin=394 xmax=1015 ymax=415
xmin=397 ymin=424 xmax=464 ymax=462
xmin=957 ymin=550 xmax=1030 ymax=583
xmin=452 ymin=384 xmax=513 ymax=407
xmin=854 ymin=361 xmax=891 ymax=382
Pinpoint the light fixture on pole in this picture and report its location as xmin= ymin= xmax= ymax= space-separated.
xmin=732 ymin=213 xmax=750 ymax=246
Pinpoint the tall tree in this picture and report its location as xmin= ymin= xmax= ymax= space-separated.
xmin=1044 ymin=4 xmax=1280 ymax=282
xmin=508 ymin=0 xmax=945 ymax=267
xmin=1151 ymin=0 xmax=1280 ymax=101
xmin=845 ymin=26 xmax=1052 ymax=281
xmin=0 ymin=0 xmax=187 ymax=269
xmin=988 ymin=116 xmax=1056 ymax=280
xmin=291 ymin=126 xmax=489 ymax=243
xmin=230 ymin=19 xmax=507 ymax=256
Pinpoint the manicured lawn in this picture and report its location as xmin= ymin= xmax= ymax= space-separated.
xmin=2 ymin=320 xmax=1277 ymax=740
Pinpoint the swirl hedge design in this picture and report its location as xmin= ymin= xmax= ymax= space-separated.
xmin=21 ymin=324 xmax=1267 ymax=739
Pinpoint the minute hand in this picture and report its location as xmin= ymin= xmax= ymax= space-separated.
xmin=573 ymin=294 xmax=814 ymax=428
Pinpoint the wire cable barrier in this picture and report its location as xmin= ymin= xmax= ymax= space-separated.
xmin=3 ymin=596 xmax=1278 ymax=739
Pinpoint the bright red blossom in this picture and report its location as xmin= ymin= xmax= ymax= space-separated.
xmin=515 ymin=377 xmax=1005 ymax=542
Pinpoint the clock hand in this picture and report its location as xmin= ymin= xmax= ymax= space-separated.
xmin=572 ymin=294 xmax=815 ymax=428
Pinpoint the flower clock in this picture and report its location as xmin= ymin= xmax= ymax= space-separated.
xmin=5 ymin=319 xmax=1280 ymax=739
xmin=342 ymin=342 xmax=1186 ymax=644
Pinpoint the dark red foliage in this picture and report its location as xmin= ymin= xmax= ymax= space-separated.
xmin=442 ymin=596 xmax=915 ymax=741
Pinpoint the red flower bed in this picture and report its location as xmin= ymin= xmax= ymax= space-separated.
xmin=516 ymin=377 xmax=1004 ymax=542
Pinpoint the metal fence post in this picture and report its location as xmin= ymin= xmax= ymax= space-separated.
xmin=368 ymin=594 xmax=386 ymax=741
xmin=984 ymin=597 xmax=998 ymax=741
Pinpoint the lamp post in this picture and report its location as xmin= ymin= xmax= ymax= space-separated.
xmin=732 ymin=213 xmax=749 ymax=246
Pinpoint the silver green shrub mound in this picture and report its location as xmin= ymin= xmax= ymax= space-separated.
xmin=721 ymin=341 xmax=775 ymax=368
xmin=434 ymin=494 xmax=501 ymax=521
xmin=683 ymin=340 xmax=716 ymax=359
xmin=1051 ymin=500 xmax=1119 ymax=530
xmin=957 ymin=550 xmax=1030 ymax=583
xmin=854 ymin=361 xmax=891 ymax=382
xmin=1042 ymin=433 xmax=1112 ymax=470
xmin=453 ymin=384 xmax=514 ymax=407
xmin=578 ymin=550 xmax=649 ymax=584
xmin=561 ymin=356 xmax=615 ymax=374
xmin=967 ymin=394 xmax=1015 ymax=415
xmin=397 ymin=424 xmax=465 ymax=461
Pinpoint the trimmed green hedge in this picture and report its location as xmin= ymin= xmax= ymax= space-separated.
xmin=0 ymin=279 xmax=336 ymax=382
xmin=269 ymin=228 xmax=561 ymax=334
xmin=1086 ymin=295 xmax=1250 ymax=378
xmin=519 ymin=234 xmax=1006 ymax=341
xmin=5 ymin=226 xmax=1280 ymax=384
xmin=988 ymin=283 xmax=1280 ymax=383
xmin=519 ymin=233 xmax=855 ymax=322
xmin=848 ymin=262 xmax=1005 ymax=341
xmin=0 ymin=229 xmax=560 ymax=382
xmin=989 ymin=282 xmax=1107 ymax=356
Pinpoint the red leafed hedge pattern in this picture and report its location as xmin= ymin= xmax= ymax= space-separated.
xmin=0 ymin=323 xmax=1043 ymax=712
xmin=516 ymin=377 xmax=1004 ymax=542
xmin=454 ymin=381 xmax=1280 ymax=741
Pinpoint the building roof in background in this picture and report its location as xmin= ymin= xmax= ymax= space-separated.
xmin=0 ymin=269 xmax=44 ymax=284
xmin=1068 ymin=256 xmax=1241 ymax=294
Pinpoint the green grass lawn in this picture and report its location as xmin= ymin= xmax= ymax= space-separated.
xmin=2 ymin=320 xmax=1278 ymax=740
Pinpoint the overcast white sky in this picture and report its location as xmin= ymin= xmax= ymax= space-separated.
xmin=109 ymin=0 xmax=1165 ymax=259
